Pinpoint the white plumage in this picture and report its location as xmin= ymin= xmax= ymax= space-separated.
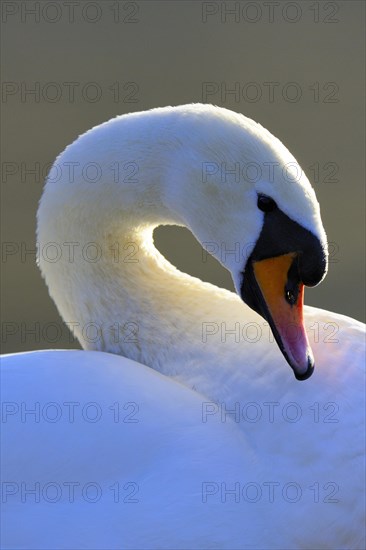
xmin=1 ymin=104 xmax=365 ymax=548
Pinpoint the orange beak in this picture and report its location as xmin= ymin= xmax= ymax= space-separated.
xmin=251 ymin=253 xmax=314 ymax=379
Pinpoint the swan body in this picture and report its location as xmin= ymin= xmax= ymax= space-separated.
xmin=2 ymin=313 xmax=365 ymax=549
xmin=1 ymin=350 xmax=258 ymax=549
xmin=2 ymin=104 xmax=365 ymax=548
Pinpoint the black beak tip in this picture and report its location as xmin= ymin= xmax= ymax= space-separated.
xmin=293 ymin=356 xmax=315 ymax=381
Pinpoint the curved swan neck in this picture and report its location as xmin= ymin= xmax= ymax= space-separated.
xmin=37 ymin=104 xmax=327 ymax=376
xmin=38 ymin=164 xmax=218 ymax=367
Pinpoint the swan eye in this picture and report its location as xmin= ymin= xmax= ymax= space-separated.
xmin=257 ymin=194 xmax=277 ymax=213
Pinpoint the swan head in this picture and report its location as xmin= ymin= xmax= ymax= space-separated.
xmin=165 ymin=105 xmax=328 ymax=380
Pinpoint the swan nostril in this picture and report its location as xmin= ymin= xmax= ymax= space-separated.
xmin=284 ymin=257 xmax=301 ymax=306
xmin=285 ymin=289 xmax=296 ymax=305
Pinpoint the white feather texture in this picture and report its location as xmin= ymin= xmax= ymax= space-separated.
xmin=2 ymin=105 xmax=364 ymax=549
xmin=37 ymin=103 xmax=327 ymax=357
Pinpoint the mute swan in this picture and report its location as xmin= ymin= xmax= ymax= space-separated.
xmin=1 ymin=104 xmax=365 ymax=549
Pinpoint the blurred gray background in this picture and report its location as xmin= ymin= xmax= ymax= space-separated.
xmin=1 ymin=0 xmax=365 ymax=353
